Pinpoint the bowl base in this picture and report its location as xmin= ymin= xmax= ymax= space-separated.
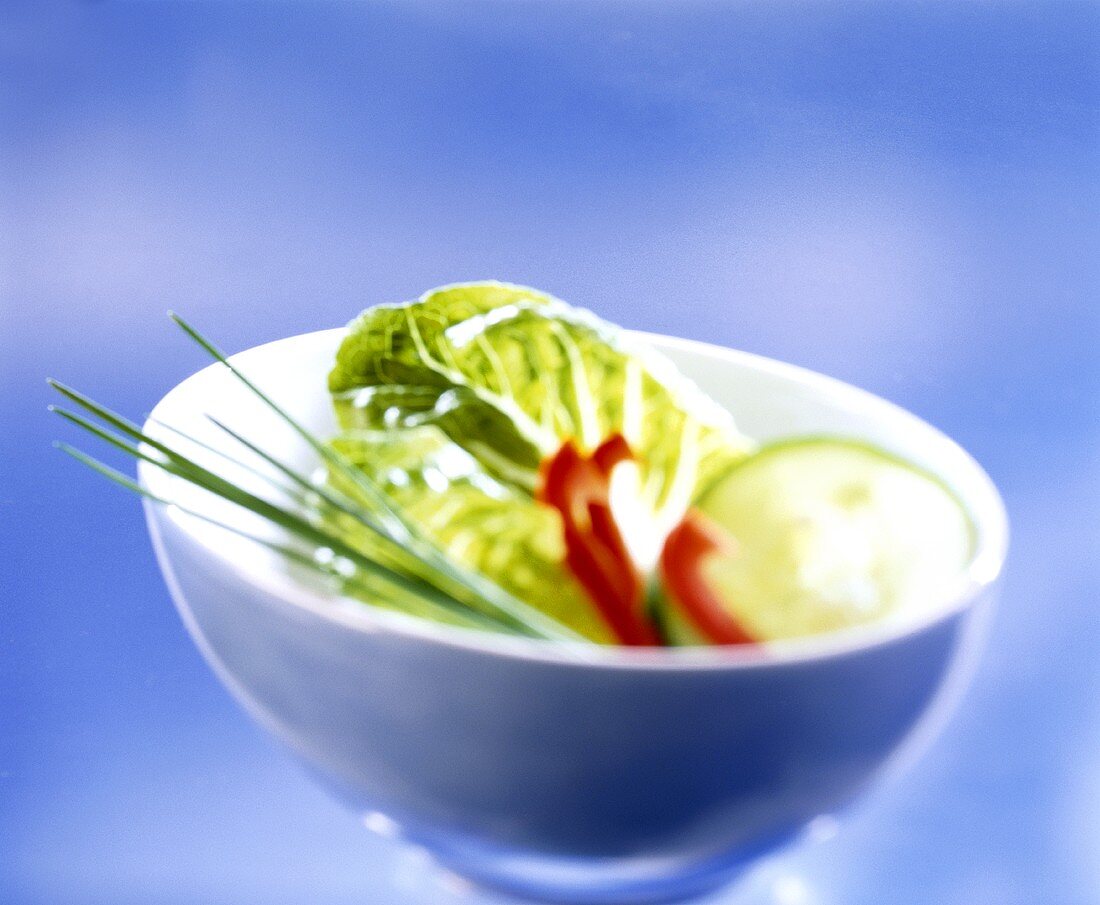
xmin=450 ymin=869 xmax=735 ymax=905
xmin=427 ymin=828 xmax=798 ymax=905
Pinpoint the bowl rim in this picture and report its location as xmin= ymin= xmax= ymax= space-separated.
xmin=140 ymin=327 xmax=1009 ymax=672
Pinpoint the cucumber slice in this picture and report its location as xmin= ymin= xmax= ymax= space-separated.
xmin=670 ymin=437 xmax=974 ymax=643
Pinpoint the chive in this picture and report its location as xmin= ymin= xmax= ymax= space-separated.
xmin=48 ymin=317 xmax=591 ymax=645
xmin=166 ymin=313 xmax=585 ymax=642
xmin=146 ymin=416 xmax=309 ymax=506
xmin=55 ymin=443 xmax=514 ymax=635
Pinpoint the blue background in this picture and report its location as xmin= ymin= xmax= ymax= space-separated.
xmin=2 ymin=2 xmax=1098 ymax=903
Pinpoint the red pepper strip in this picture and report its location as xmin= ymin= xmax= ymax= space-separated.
xmin=660 ymin=511 xmax=755 ymax=646
xmin=539 ymin=437 xmax=659 ymax=646
xmin=592 ymin=433 xmax=632 ymax=475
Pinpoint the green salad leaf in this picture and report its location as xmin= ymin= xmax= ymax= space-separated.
xmin=330 ymin=283 xmax=750 ymax=507
xmin=327 ymin=282 xmax=753 ymax=640
xmin=330 ymin=425 xmax=617 ymax=642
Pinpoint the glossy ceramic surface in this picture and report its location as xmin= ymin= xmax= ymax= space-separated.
xmin=139 ymin=330 xmax=1005 ymax=903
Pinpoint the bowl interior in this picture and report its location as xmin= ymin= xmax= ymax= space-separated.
xmin=141 ymin=327 xmax=1007 ymax=664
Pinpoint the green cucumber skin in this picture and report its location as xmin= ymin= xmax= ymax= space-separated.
xmin=697 ymin=434 xmax=975 ymax=557
xmin=699 ymin=435 xmax=967 ymax=514
xmin=655 ymin=434 xmax=976 ymax=646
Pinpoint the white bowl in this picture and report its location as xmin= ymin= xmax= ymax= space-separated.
xmin=140 ymin=329 xmax=1007 ymax=904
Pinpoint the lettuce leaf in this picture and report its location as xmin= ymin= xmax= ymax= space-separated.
xmin=330 ymin=282 xmax=749 ymax=507
xmin=330 ymin=425 xmax=617 ymax=642
xmin=327 ymin=282 xmax=752 ymax=639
